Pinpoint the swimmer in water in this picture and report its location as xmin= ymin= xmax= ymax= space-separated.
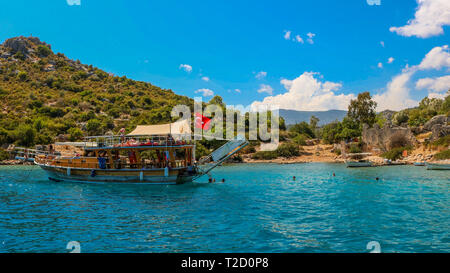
xmin=221 ymin=179 xmax=225 ymax=183
xmin=333 ymin=172 xmax=336 ymax=177
xmin=376 ymin=177 xmax=380 ymax=181
xmin=293 ymin=176 xmax=296 ymax=181
xmin=208 ymin=178 xmax=213 ymax=183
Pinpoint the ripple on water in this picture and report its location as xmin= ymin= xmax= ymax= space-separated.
xmin=0 ymin=164 xmax=448 ymax=253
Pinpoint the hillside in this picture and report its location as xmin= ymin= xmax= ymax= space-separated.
xmin=0 ymin=36 xmax=193 ymax=147
xmin=280 ymin=109 xmax=347 ymax=126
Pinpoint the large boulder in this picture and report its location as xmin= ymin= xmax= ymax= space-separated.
xmin=424 ymin=115 xmax=449 ymax=131
xmin=431 ymin=124 xmax=450 ymax=140
xmin=362 ymin=123 xmax=418 ymax=152
xmin=3 ymin=37 xmax=29 ymax=55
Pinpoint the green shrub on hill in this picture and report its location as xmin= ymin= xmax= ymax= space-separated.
xmin=0 ymin=149 xmax=9 ymax=161
xmin=251 ymin=150 xmax=278 ymax=160
xmin=381 ymin=146 xmax=413 ymax=161
xmin=434 ymin=149 xmax=450 ymax=160
xmin=276 ymin=143 xmax=300 ymax=158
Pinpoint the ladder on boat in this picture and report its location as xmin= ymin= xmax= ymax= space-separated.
xmin=195 ymin=135 xmax=249 ymax=177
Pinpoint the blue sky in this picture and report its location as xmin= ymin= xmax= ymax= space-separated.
xmin=0 ymin=0 xmax=449 ymax=111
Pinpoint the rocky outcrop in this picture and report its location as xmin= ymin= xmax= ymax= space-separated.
xmin=422 ymin=115 xmax=449 ymax=140
xmin=362 ymin=123 xmax=418 ymax=152
xmin=431 ymin=124 xmax=450 ymax=140
xmin=424 ymin=115 xmax=448 ymax=131
xmin=3 ymin=37 xmax=30 ymax=55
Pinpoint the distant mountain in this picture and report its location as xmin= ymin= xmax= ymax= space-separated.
xmin=279 ymin=109 xmax=347 ymax=126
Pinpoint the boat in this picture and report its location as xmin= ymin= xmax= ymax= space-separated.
xmin=344 ymin=153 xmax=373 ymax=168
xmin=426 ymin=162 xmax=450 ymax=170
xmin=413 ymin=162 xmax=426 ymax=166
xmin=34 ymin=120 xmax=248 ymax=184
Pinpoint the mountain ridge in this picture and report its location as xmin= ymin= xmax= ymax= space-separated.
xmin=279 ymin=109 xmax=347 ymax=126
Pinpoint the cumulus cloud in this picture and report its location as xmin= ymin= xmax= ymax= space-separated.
xmin=201 ymin=76 xmax=210 ymax=82
xmin=251 ymin=72 xmax=353 ymax=111
xmin=418 ymin=45 xmax=450 ymax=70
xmin=257 ymin=84 xmax=273 ymax=95
xmin=306 ymin=32 xmax=316 ymax=44
xmin=195 ymin=88 xmax=214 ymax=97
xmin=390 ymin=0 xmax=450 ymax=38
xmin=388 ymin=57 xmax=395 ymax=64
xmin=295 ymin=35 xmax=304 ymax=44
xmin=373 ymin=70 xmax=419 ymax=111
xmin=67 ymin=0 xmax=81 ymax=5
xmin=283 ymin=30 xmax=291 ymax=40
xmin=179 ymin=64 xmax=192 ymax=73
xmin=374 ymin=45 xmax=450 ymax=110
xmin=255 ymin=71 xmax=267 ymax=79
xmin=416 ymin=75 xmax=450 ymax=92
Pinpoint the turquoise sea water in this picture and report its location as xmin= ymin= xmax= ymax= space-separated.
xmin=0 ymin=163 xmax=448 ymax=253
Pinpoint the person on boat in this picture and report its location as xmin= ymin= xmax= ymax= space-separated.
xmin=119 ymin=128 xmax=126 ymax=144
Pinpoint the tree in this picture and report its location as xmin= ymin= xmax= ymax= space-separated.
xmin=86 ymin=119 xmax=102 ymax=135
xmin=37 ymin=45 xmax=52 ymax=57
xmin=310 ymin=115 xmax=319 ymax=130
xmin=15 ymin=124 xmax=36 ymax=147
xmin=347 ymin=92 xmax=377 ymax=127
xmin=289 ymin=122 xmax=315 ymax=138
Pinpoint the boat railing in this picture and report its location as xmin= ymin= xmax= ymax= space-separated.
xmin=82 ymin=134 xmax=194 ymax=149
xmin=35 ymin=155 xmax=188 ymax=170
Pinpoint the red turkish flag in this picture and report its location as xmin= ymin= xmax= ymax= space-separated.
xmin=195 ymin=113 xmax=212 ymax=131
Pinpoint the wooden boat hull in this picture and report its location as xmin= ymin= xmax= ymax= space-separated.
xmin=426 ymin=163 xmax=450 ymax=170
xmin=345 ymin=161 xmax=373 ymax=168
xmin=37 ymin=163 xmax=194 ymax=184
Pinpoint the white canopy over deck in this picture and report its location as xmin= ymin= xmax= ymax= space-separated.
xmin=127 ymin=119 xmax=191 ymax=136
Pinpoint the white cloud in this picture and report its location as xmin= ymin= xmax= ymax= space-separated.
xmin=428 ymin=92 xmax=448 ymax=99
xmin=373 ymin=45 xmax=449 ymax=110
xmin=251 ymin=72 xmax=353 ymax=111
xmin=179 ymin=64 xmax=192 ymax=73
xmin=388 ymin=57 xmax=395 ymax=64
xmin=390 ymin=0 xmax=450 ymax=38
xmin=418 ymin=45 xmax=450 ymax=70
xmin=283 ymin=30 xmax=291 ymax=40
xmin=195 ymin=88 xmax=214 ymax=97
xmin=234 ymin=89 xmax=241 ymax=93
xmin=306 ymin=32 xmax=316 ymax=44
xmin=295 ymin=35 xmax=304 ymax=44
xmin=257 ymin=84 xmax=273 ymax=95
xmin=378 ymin=62 xmax=383 ymax=68
xmin=373 ymin=71 xmax=418 ymax=111
xmin=255 ymin=71 xmax=267 ymax=79
xmin=67 ymin=0 xmax=81 ymax=5
xmin=380 ymin=41 xmax=385 ymax=47
xmin=201 ymin=76 xmax=210 ymax=82
xmin=416 ymin=75 xmax=450 ymax=92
